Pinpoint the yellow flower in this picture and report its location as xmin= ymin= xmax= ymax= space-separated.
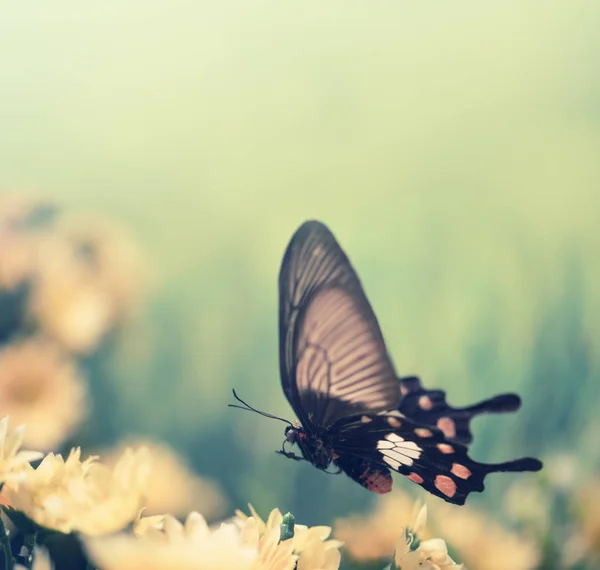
xmin=334 ymin=491 xmax=431 ymax=562
xmin=0 ymin=229 xmax=36 ymax=291
xmin=235 ymin=505 xmax=342 ymax=570
xmin=31 ymin=220 xmax=142 ymax=354
xmin=4 ymin=446 xmax=150 ymax=536
xmin=0 ymin=338 xmax=87 ymax=451
xmin=0 ymin=195 xmax=52 ymax=291
xmin=86 ymin=511 xmax=297 ymax=570
xmin=393 ymin=504 xmax=462 ymax=570
xmin=0 ymin=416 xmax=43 ymax=486
xmin=430 ymin=503 xmax=539 ymax=570
xmin=573 ymin=479 xmax=600 ymax=563
xmin=99 ymin=438 xmax=227 ymax=519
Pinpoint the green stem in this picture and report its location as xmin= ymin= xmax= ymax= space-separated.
xmin=0 ymin=514 xmax=14 ymax=570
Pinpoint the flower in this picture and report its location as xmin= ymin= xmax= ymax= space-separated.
xmin=0 ymin=416 xmax=43 ymax=486
xmin=0 ymin=338 xmax=87 ymax=450
xmin=99 ymin=438 xmax=227 ymax=519
xmin=0 ymin=229 xmax=36 ymax=291
xmin=392 ymin=504 xmax=462 ymax=570
xmin=0 ymin=195 xmax=54 ymax=291
xmin=86 ymin=511 xmax=298 ymax=570
xmin=30 ymin=220 xmax=142 ymax=354
xmin=430 ymin=503 xmax=539 ymax=570
xmin=235 ymin=505 xmax=342 ymax=570
xmin=4 ymin=446 xmax=150 ymax=536
xmin=334 ymin=491 xmax=432 ymax=562
xmin=572 ymin=479 xmax=600 ymax=563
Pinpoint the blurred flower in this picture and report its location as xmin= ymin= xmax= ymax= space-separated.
xmin=544 ymin=453 xmax=577 ymax=491
xmin=100 ymin=438 xmax=227 ymax=520
xmin=0 ymin=229 xmax=36 ymax=291
xmin=0 ymin=196 xmax=55 ymax=231
xmin=0 ymin=338 xmax=87 ymax=450
xmin=334 ymin=491 xmax=432 ymax=562
xmin=15 ymin=547 xmax=54 ymax=570
xmin=573 ymin=479 xmax=600 ymax=562
xmin=31 ymin=220 xmax=142 ymax=354
xmin=504 ymin=479 xmax=550 ymax=536
xmin=392 ymin=504 xmax=462 ymax=570
xmin=0 ymin=416 xmax=43 ymax=486
xmin=86 ymin=510 xmax=298 ymax=570
xmin=4 ymin=446 xmax=150 ymax=536
xmin=430 ymin=503 xmax=539 ymax=570
xmin=235 ymin=505 xmax=341 ymax=570
xmin=0 ymin=196 xmax=56 ymax=291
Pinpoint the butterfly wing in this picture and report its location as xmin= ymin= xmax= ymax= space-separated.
xmin=399 ymin=375 xmax=522 ymax=444
xmin=279 ymin=221 xmax=400 ymax=429
xmin=331 ymin=413 xmax=542 ymax=505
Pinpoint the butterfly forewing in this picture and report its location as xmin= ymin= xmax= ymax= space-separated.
xmin=279 ymin=221 xmax=399 ymax=428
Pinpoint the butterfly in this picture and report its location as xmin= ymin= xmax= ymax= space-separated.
xmin=231 ymin=220 xmax=542 ymax=505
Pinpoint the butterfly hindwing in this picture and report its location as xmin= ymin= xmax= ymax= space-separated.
xmin=333 ymin=454 xmax=393 ymax=494
xmin=331 ymin=413 xmax=542 ymax=505
xmin=278 ymin=221 xmax=399 ymax=428
xmin=398 ymin=375 xmax=522 ymax=444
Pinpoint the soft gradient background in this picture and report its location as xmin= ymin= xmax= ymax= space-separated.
xmin=1 ymin=0 xmax=599 ymax=532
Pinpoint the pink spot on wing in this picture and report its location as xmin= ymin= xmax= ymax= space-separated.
xmin=415 ymin=428 xmax=433 ymax=438
xmin=400 ymin=385 xmax=409 ymax=396
xmin=407 ymin=472 xmax=424 ymax=485
xmin=419 ymin=396 xmax=433 ymax=410
xmin=451 ymin=463 xmax=472 ymax=479
xmin=437 ymin=417 xmax=456 ymax=438
xmin=435 ymin=475 xmax=457 ymax=498
xmin=387 ymin=416 xmax=402 ymax=428
xmin=437 ymin=443 xmax=455 ymax=454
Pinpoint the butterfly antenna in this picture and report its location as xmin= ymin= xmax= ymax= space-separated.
xmin=229 ymin=389 xmax=293 ymax=427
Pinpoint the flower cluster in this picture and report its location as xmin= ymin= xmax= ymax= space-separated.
xmin=0 ymin=416 xmax=346 ymax=570
xmin=2 ymin=442 xmax=151 ymax=537
xmin=0 ymin=197 xmax=142 ymax=451
xmin=235 ymin=505 xmax=343 ymax=570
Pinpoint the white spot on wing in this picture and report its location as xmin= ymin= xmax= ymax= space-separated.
xmin=378 ymin=435 xmax=423 ymax=468
xmin=385 ymin=433 xmax=404 ymax=443
xmin=383 ymin=456 xmax=401 ymax=470
xmin=380 ymin=448 xmax=414 ymax=467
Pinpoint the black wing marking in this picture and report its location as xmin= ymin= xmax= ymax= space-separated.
xmin=279 ymin=221 xmax=399 ymax=429
xmin=399 ymin=375 xmax=522 ymax=445
xmin=331 ymin=413 xmax=542 ymax=505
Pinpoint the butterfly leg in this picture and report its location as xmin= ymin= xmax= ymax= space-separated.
xmin=276 ymin=450 xmax=305 ymax=461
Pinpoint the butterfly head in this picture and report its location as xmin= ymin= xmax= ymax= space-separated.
xmin=284 ymin=425 xmax=299 ymax=444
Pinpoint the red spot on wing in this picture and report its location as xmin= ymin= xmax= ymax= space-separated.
xmin=359 ymin=466 xmax=392 ymax=494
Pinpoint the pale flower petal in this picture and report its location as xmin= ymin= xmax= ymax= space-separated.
xmin=0 ymin=416 xmax=43 ymax=487
xmin=5 ymin=446 xmax=150 ymax=536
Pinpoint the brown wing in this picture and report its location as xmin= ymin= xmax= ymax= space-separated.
xmin=279 ymin=221 xmax=400 ymax=429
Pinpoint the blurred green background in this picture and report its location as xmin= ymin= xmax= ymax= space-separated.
xmin=0 ymin=0 xmax=599 ymax=533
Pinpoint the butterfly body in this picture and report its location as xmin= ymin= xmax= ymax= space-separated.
xmin=232 ymin=220 xmax=543 ymax=505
